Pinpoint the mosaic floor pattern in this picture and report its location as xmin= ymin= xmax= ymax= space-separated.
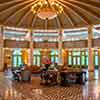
xmin=0 ymin=72 xmax=100 ymax=100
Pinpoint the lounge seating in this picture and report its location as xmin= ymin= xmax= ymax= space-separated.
xmin=40 ymin=69 xmax=58 ymax=85
xmin=12 ymin=66 xmax=32 ymax=82
xmin=60 ymin=67 xmax=87 ymax=86
xmin=21 ymin=70 xmax=31 ymax=82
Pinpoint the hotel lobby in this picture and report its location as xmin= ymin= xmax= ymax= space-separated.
xmin=0 ymin=0 xmax=100 ymax=100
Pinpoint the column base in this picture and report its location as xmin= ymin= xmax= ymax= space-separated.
xmin=58 ymin=64 xmax=63 ymax=70
xmin=88 ymin=70 xmax=95 ymax=81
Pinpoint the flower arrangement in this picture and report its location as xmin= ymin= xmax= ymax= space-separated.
xmin=42 ymin=56 xmax=51 ymax=69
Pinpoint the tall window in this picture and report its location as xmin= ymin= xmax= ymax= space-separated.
xmin=33 ymin=50 xmax=41 ymax=66
xmin=68 ymin=52 xmax=72 ymax=65
xmin=12 ymin=49 xmax=22 ymax=67
xmin=72 ymin=51 xmax=80 ymax=66
xmin=94 ymin=51 xmax=99 ymax=66
xmin=50 ymin=50 xmax=58 ymax=63
xmin=68 ymin=51 xmax=88 ymax=68
xmin=85 ymin=51 xmax=88 ymax=66
xmin=81 ymin=51 xmax=85 ymax=65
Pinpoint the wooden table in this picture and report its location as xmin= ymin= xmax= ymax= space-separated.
xmin=60 ymin=70 xmax=86 ymax=86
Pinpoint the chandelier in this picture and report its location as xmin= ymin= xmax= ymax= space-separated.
xmin=31 ymin=0 xmax=63 ymax=20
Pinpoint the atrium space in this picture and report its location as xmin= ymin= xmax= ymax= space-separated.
xmin=0 ymin=0 xmax=100 ymax=100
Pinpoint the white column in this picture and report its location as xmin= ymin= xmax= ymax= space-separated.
xmin=28 ymin=29 xmax=33 ymax=66
xmin=88 ymin=25 xmax=94 ymax=80
xmin=0 ymin=26 xmax=4 ymax=71
xmin=58 ymin=29 xmax=63 ymax=66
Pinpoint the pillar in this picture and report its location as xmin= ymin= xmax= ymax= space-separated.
xmin=0 ymin=26 xmax=4 ymax=71
xmin=64 ymin=49 xmax=68 ymax=66
xmin=88 ymin=25 xmax=94 ymax=80
xmin=28 ymin=29 xmax=33 ymax=66
xmin=62 ymin=49 xmax=67 ymax=66
xmin=58 ymin=29 xmax=63 ymax=66
xmin=4 ymin=48 xmax=12 ymax=67
xmin=98 ymin=49 xmax=100 ymax=68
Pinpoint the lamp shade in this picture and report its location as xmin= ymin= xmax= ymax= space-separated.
xmin=37 ymin=8 xmax=57 ymax=20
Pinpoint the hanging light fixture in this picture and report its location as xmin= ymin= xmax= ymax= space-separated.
xmin=31 ymin=0 xmax=63 ymax=20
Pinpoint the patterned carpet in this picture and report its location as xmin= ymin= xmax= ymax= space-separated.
xmin=0 ymin=73 xmax=100 ymax=100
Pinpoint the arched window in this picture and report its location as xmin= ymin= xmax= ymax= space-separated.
xmin=12 ymin=49 xmax=22 ymax=67
xmin=50 ymin=50 xmax=58 ymax=63
xmin=33 ymin=50 xmax=41 ymax=66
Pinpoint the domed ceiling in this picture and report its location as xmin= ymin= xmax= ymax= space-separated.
xmin=0 ymin=0 xmax=100 ymax=29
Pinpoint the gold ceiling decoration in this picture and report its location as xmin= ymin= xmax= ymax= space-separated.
xmin=31 ymin=0 xmax=63 ymax=20
xmin=0 ymin=0 xmax=100 ymax=29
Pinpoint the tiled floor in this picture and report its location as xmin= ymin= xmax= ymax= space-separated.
xmin=0 ymin=71 xmax=100 ymax=100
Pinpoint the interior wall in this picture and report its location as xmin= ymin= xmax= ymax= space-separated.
xmin=4 ymin=38 xmax=100 ymax=49
xmin=34 ymin=42 xmax=58 ymax=49
xmin=63 ymin=40 xmax=87 ymax=48
xmin=4 ymin=49 xmax=12 ymax=67
xmin=4 ymin=40 xmax=29 ymax=48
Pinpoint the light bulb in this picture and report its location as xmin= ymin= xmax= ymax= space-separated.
xmin=44 ymin=1 xmax=48 ymax=5
xmin=38 ymin=2 xmax=42 ymax=5
xmin=51 ymin=2 xmax=55 ymax=5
